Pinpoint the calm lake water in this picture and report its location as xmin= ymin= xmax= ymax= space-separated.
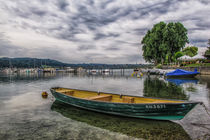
xmin=0 ymin=70 xmax=209 ymax=140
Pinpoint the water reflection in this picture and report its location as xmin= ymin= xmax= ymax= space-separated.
xmin=0 ymin=72 xmax=209 ymax=140
xmin=198 ymin=75 xmax=210 ymax=103
xmin=166 ymin=78 xmax=198 ymax=86
xmin=166 ymin=78 xmax=199 ymax=93
xmin=0 ymin=72 xmax=57 ymax=83
xmin=143 ymin=76 xmax=188 ymax=100
xmin=51 ymin=100 xmax=191 ymax=140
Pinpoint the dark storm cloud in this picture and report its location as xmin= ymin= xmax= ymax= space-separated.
xmin=5 ymin=5 xmax=47 ymax=19
xmin=105 ymin=47 xmax=120 ymax=51
xmin=115 ymin=40 xmax=140 ymax=46
xmin=31 ymin=8 xmax=46 ymax=17
xmin=199 ymin=0 xmax=210 ymax=4
xmin=53 ymin=0 xmax=178 ymax=42
xmin=94 ymin=33 xmax=119 ymax=40
xmin=56 ymin=0 xmax=69 ymax=11
xmin=129 ymin=0 xmax=177 ymax=19
xmin=99 ymin=0 xmax=114 ymax=9
xmin=2 ymin=0 xmax=177 ymax=42
xmin=195 ymin=23 xmax=210 ymax=29
xmin=190 ymin=39 xmax=207 ymax=44
xmin=77 ymin=45 xmax=96 ymax=51
xmin=133 ymin=28 xmax=148 ymax=35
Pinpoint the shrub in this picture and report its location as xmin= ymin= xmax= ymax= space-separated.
xmin=156 ymin=64 xmax=162 ymax=69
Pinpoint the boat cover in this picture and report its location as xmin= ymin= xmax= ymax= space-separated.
xmin=166 ymin=69 xmax=200 ymax=76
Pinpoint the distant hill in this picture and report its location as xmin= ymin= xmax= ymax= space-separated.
xmin=0 ymin=57 xmax=66 ymax=68
xmin=0 ymin=57 xmax=152 ymax=69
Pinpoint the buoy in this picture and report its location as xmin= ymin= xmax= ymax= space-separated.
xmin=42 ymin=91 xmax=48 ymax=98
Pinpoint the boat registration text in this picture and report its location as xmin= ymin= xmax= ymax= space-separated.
xmin=145 ymin=104 xmax=166 ymax=109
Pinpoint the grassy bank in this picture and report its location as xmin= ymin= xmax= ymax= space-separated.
xmin=184 ymin=63 xmax=210 ymax=67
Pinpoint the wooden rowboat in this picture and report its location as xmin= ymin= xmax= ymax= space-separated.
xmin=50 ymin=87 xmax=201 ymax=120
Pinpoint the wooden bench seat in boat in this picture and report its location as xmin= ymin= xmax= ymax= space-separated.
xmin=87 ymin=95 xmax=112 ymax=101
xmin=122 ymin=96 xmax=134 ymax=103
xmin=63 ymin=90 xmax=74 ymax=96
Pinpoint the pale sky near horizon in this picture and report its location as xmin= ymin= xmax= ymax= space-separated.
xmin=0 ymin=0 xmax=209 ymax=64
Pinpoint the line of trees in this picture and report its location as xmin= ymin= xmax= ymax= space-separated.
xmin=0 ymin=57 xmax=152 ymax=69
xmin=174 ymin=46 xmax=198 ymax=61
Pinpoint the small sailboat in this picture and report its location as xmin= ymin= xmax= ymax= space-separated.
xmin=50 ymin=87 xmax=201 ymax=120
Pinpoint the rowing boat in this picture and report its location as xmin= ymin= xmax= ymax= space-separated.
xmin=50 ymin=87 xmax=201 ymax=120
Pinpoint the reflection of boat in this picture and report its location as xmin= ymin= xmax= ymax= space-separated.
xmin=51 ymin=100 xmax=190 ymax=140
xmin=166 ymin=69 xmax=200 ymax=78
xmin=50 ymin=87 xmax=201 ymax=120
xmin=167 ymin=78 xmax=198 ymax=85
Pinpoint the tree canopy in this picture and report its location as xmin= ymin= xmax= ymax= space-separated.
xmin=141 ymin=21 xmax=188 ymax=64
xmin=182 ymin=46 xmax=198 ymax=57
xmin=204 ymin=48 xmax=210 ymax=59
xmin=174 ymin=51 xmax=184 ymax=60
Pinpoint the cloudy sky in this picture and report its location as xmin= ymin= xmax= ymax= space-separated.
xmin=0 ymin=0 xmax=209 ymax=64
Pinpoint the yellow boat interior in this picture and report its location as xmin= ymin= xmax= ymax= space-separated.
xmin=54 ymin=88 xmax=183 ymax=104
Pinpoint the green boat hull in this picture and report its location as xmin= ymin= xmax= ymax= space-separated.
xmin=51 ymin=89 xmax=200 ymax=120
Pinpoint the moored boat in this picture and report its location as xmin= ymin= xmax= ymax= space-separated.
xmin=102 ymin=69 xmax=110 ymax=73
xmin=90 ymin=69 xmax=97 ymax=74
xmin=165 ymin=69 xmax=200 ymax=78
xmin=50 ymin=87 xmax=201 ymax=120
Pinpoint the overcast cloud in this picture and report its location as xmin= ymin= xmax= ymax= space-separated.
xmin=0 ymin=0 xmax=209 ymax=63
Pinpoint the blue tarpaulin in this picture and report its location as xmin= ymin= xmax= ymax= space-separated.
xmin=166 ymin=69 xmax=200 ymax=76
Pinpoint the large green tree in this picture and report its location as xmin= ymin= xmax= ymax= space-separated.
xmin=141 ymin=21 xmax=189 ymax=64
xmin=182 ymin=46 xmax=198 ymax=57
